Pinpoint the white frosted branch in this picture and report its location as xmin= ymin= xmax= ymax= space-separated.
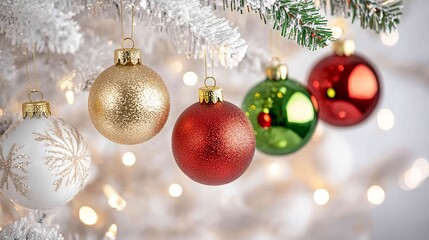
xmin=138 ymin=0 xmax=247 ymax=68
xmin=0 ymin=0 xmax=82 ymax=54
xmin=0 ymin=217 xmax=64 ymax=240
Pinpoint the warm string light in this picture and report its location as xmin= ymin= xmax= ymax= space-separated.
xmin=168 ymin=183 xmax=183 ymax=198
xmin=65 ymin=90 xmax=75 ymax=105
xmin=0 ymin=108 xmax=3 ymax=116
xmin=313 ymin=188 xmax=330 ymax=206
xmin=400 ymin=158 xmax=429 ymax=190
xmin=103 ymin=224 xmax=118 ymax=240
xmin=377 ymin=108 xmax=395 ymax=131
xmin=329 ymin=18 xmax=347 ymax=40
xmin=103 ymin=184 xmax=126 ymax=211
xmin=367 ymin=185 xmax=385 ymax=205
xmin=183 ymin=71 xmax=198 ymax=86
xmin=79 ymin=206 xmax=98 ymax=225
xmin=380 ymin=31 xmax=399 ymax=46
xmin=268 ymin=162 xmax=281 ymax=177
xmin=171 ymin=61 xmax=183 ymax=73
xmin=122 ymin=152 xmax=136 ymax=167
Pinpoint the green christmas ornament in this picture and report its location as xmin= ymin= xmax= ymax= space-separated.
xmin=242 ymin=63 xmax=318 ymax=155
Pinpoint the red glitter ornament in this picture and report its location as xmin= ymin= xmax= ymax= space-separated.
xmin=307 ymin=40 xmax=380 ymax=126
xmin=257 ymin=112 xmax=272 ymax=129
xmin=172 ymin=85 xmax=255 ymax=185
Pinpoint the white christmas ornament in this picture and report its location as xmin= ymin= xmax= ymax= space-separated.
xmin=0 ymin=93 xmax=91 ymax=209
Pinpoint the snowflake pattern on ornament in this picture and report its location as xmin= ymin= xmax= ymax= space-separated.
xmin=33 ymin=118 xmax=90 ymax=191
xmin=0 ymin=134 xmax=30 ymax=198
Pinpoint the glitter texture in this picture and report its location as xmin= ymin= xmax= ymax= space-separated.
xmin=172 ymin=101 xmax=255 ymax=185
xmin=0 ymin=143 xmax=30 ymax=199
xmin=33 ymin=118 xmax=91 ymax=191
xmin=88 ymin=62 xmax=170 ymax=145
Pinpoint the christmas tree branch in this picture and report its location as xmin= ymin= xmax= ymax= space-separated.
xmin=0 ymin=0 xmax=82 ymax=54
xmin=137 ymin=0 xmax=247 ymax=68
xmin=202 ymin=0 xmax=333 ymax=50
xmin=320 ymin=0 xmax=403 ymax=33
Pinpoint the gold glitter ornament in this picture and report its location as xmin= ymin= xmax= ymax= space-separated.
xmin=88 ymin=47 xmax=170 ymax=145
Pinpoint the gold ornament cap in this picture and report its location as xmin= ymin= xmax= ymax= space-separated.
xmin=114 ymin=48 xmax=141 ymax=65
xmin=333 ymin=39 xmax=356 ymax=56
xmin=265 ymin=63 xmax=288 ymax=81
xmin=199 ymin=77 xmax=223 ymax=104
xmin=22 ymin=90 xmax=51 ymax=119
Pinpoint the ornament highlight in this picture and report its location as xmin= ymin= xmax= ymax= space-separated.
xmin=307 ymin=39 xmax=380 ymax=126
xmin=0 ymin=91 xmax=91 ymax=209
xmin=88 ymin=46 xmax=170 ymax=145
xmin=172 ymin=79 xmax=255 ymax=185
xmin=242 ymin=63 xmax=318 ymax=155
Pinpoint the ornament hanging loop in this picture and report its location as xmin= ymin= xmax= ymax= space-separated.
xmin=204 ymin=77 xmax=217 ymax=88
xmin=120 ymin=1 xmax=135 ymax=49
xmin=28 ymin=89 xmax=44 ymax=102
xmin=203 ymin=49 xmax=215 ymax=79
xmin=121 ymin=37 xmax=135 ymax=49
xmin=200 ymin=50 xmax=222 ymax=104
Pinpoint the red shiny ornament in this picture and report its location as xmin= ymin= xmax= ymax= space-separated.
xmin=172 ymin=101 xmax=256 ymax=185
xmin=257 ymin=112 xmax=272 ymax=129
xmin=307 ymin=54 xmax=380 ymax=126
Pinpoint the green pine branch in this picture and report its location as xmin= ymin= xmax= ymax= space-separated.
xmin=322 ymin=0 xmax=403 ymax=33
xmin=212 ymin=0 xmax=333 ymax=51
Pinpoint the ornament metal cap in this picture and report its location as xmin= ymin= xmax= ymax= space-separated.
xmin=199 ymin=77 xmax=223 ymax=104
xmin=22 ymin=90 xmax=51 ymax=119
xmin=265 ymin=63 xmax=288 ymax=81
xmin=114 ymin=48 xmax=141 ymax=65
xmin=333 ymin=39 xmax=355 ymax=56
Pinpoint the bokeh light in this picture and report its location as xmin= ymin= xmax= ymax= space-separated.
xmin=79 ymin=206 xmax=98 ymax=225
xmin=122 ymin=152 xmax=136 ymax=166
xmin=313 ymin=188 xmax=330 ymax=206
xmin=65 ymin=90 xmax=75 ymax=105
xmin=380 ymin=31 xmax=399 ymax=46
xmin=169 ymin=183 xmax=183 ymax=197
xmin=367 ymin=185 xmax=385 ymax=205
xmin=377 ymin=108 xmax=395 ymax=131
xmin=183 ymin=71 xmax=198 ymax=86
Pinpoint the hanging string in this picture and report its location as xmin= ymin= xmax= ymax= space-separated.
xmin=203 ymin=49 xmax=216 ymax=87
xmin=31 ymin=43 xmax=39 ymax=91
xmin=269 ymin=27 xmax=274 ymax=60
xmin=269 ymin=28 xmax=282 ymax=64
xmin=120 ymin=1 xmax=135 ymax=48
xmin=22 ymin=44 xmax=39 ymax=92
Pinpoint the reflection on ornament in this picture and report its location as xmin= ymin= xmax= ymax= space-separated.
xmin=0 ymin=95 xmax=91 ymax=209
xmin=88 ymin=47 xmax=170 ymax=145
xmin=242 ymin=63 xmax=318 ymax=155
xmin=257 ymin=112 xmax=272 ymax=129
xmin=307 ymin=39 xmax=380 ymax=126
xmin=172 ymin=82 xmax=255 ymax=185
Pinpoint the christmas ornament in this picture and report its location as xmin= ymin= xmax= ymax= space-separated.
xmin=0 ymin=91 xmax=91 ymax=209
xmin=172 ymin=79 xmax=255 ymax=185
xmin=307 ymin=39 xmax=380 ymax=126
xmin=88 ymin=37 xmax=169 ymax=145
xmin=242 ymin=63 xmax=318 ymax=155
